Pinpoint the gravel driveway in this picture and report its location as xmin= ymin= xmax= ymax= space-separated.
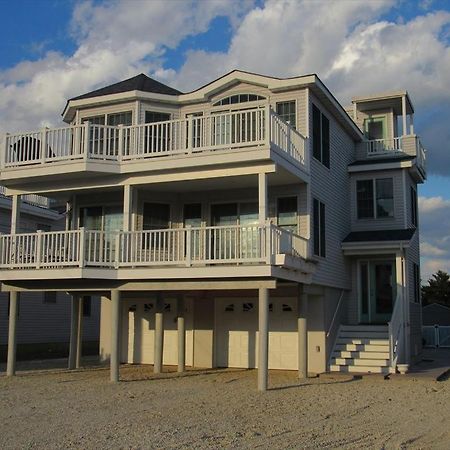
xmin=0 ymin=365 xmax=449 ymax=449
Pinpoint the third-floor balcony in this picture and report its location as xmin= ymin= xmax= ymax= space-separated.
xmin=356 ymin=134 xmax=426 ymax=178
xmin=0 ymin=107 xmax=309 ymax=185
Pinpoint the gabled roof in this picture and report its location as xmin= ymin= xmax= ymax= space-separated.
xmin=69 ymin=73 xmax=182 ymax=101
xmin=343 ymin=229 xmax=416 ymax=243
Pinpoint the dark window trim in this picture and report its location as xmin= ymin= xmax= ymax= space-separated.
xmin=356 ymin=178 xmax=394 ymax=220
xmin=312 ymin=103 xmax=330 ymax=168
xmin=313 ymin=198 xmax=326 ymax=257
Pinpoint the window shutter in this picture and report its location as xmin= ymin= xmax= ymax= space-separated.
xmin=320 ymin=201 xmax=326 ymax=257
xmin=312 ymin=104 xmax=321 ymax=161
xmin=321 ymin=115 xmax=330 ymax=168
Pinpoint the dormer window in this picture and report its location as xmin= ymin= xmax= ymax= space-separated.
xmin=212 ymin=94 xmax=265 ymax=107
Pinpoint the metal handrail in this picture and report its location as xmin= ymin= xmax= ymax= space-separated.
xmin=326 ymin=290 xmax=345 ymax=338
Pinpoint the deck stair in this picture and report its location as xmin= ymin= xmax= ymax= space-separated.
xmin=329 ymin=325 xmax=390 ymax=374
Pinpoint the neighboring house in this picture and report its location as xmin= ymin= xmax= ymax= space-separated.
xmin=422 ymin=303 xmax=450 ymax=326
xmin=0 ymin=192 xmax=100 ymax=361
xmin=0 ymin=70 xmax=426 ymax=389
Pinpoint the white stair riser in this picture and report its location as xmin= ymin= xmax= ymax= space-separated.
xmin=340 ymin=332 xmax=389 ymax=339
xmin=335 ymin=344 xmax=389 ymax=352
xmin=332 ymin=358 xmax=389 ymax=367
xmin=334 ymin=351 xmax=389 ymax=359
xmin=329 ymin=365 xmax=390 ymax=374
xmin=337 ymin=338 xmax=389 ymax=345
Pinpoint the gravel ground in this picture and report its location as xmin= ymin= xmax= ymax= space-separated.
xmin=0 ymin=365 xmax=449 ymax=449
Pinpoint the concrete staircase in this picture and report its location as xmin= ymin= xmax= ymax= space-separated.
xmin=329 ymin=325 xmax=391 ymax=374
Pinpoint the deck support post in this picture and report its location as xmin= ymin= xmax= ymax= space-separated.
xmin=297 ymin=286 xmax=308 ymax=379
xmin=6 ymin=292 xmax=19 ymax=377
xmin=258 ymin=287 xmax=269 ymax=391
xmin=177 ymin=295 xmax=186 ymax=373
xmin=154 ymin=293 xmax=164 ymax=374
xmin=123 ymin=185 xmax=133 ymax=232
xmin=402 ymin=95 xmax=407 ymax=136
xmin=76 ymin=296 xmax=84 ymax=369
xmin=110 ymin=290 xmax=121 ymax=383
xmin=258 ymin=172 xmax=268 ymax=225
xmin=68 ymin=295 xmax=80 ymax=370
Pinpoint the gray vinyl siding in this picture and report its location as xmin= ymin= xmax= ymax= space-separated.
xmin=406 ymin=229 xmax=422 ymax=360
xmin=350 ymin=169 xmax=406 ymax=231
xmin=0 ymin=293 xmax=100 ymax=345
xmin=309 ymin=92 xmax=353 ymax=289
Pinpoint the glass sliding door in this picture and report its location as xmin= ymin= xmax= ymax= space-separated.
xmin=239 ymin=202 xmax=259 ymax=259
xmin=211 ymin=203 xmax=238 ymax=260
xmin=359 ymin=260 xmax=396 ymax=324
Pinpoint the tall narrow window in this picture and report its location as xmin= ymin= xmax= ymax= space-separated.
xmin=277 ymin=197 xmax=297 ymax=232
xmin=357 ymin=180 xmax=374 ymax=219
xmin=313 ymin=198 xmax=326 ymax=257
xmin=144 ymin=111 xmax=171 ymax=153
xmin=376 ymin=178 xmax=394 ymax=218
xmin=411 ymin=186 xmax=418 ymax=227
xmin=312 ymin=104 xmax=330 ymax=168
xmin=276 ymin=101 xmax=296 ymax=129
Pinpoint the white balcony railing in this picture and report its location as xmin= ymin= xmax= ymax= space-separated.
xmin=366 ymin=137 xmax=402 ymax=156
xmin=0 ymin=224 xmax=309 ymax=271
xmin=1 ymin=107 xmax=308 ymax=171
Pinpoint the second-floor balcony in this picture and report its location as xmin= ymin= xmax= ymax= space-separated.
xmin=1 ymin=107 xmax=309 ymax=184
xmin=0 ymin=224 xmax=315 ymax=282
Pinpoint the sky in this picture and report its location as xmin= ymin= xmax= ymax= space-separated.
xmin=0 ymin=0 xmax=449 ymax=281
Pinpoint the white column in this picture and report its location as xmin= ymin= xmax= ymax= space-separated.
xmin=396 ymin=251 xmax=409 ymax=365
xmin=110 ymin=290 xmax=121 ymax=382
xmin=297 ymin=286 xmax=308 ymax=378
xmin=65 ymin=201 xmax=71 ymax=231
xmin=6 ymin=292 xmax=19 ymax=376
xmin=402 ymin=95 xmax=407 ymax=136
xmin=68 ymin=294 xmax=80 ymax=370
xmin=258 ymin=172 xmax=268 ymax=225
xmin=72 ymin=194 xmax=79 ymax=230
xmin=177 ymin=295 xmax=186 ymax=373
xmin=123 ymin=185 xmax=133 ymax=232
xmin=154 ymin=294 xmax=164 ymax=374
xmin=76 ymin=296 xmax=84 ymax=369
xmin=409 ymin=114 xmax=414 ymax=135
xmin=11 ymin=194 xmax=21 ymax=234
xmin=258 ymin=287 xmax=269 ymax=391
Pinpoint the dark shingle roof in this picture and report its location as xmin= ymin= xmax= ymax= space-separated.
xmin=349 ymin=155 xmax=414 ymax=166
xmin=343 ymin=229 xmax=416 ymax=243
xmin=70 ymin=73 xmax=182 ymax=101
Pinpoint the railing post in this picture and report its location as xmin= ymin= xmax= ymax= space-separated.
xmin=187 ymin=116 xmax=193 ymax=154
xmin=185 ymin=226 xmax=192 ymax=267
xmin=265 ymin=223 xmax=272 ymax=264
xmin=74 ymin=124 xmax=82 ymax=156
xmin=114 ymin=232 xmax=121 ymax=269
xmin=83 ymin=122 xmax=90 ymax=161
xmin=35 ymin=230 xmax=42 ymax=269
xmin=2 ymin=133 xmax=9 ymax=168
xmin=265 ymin=105 xmax=271 ymax=147
xmin=117 ymin=124 xmax=124 ymax=161
xmin=78 ymin=227 xmax=85 ymax=268
xmin=40 ymin=128 xmax=48 ymax=164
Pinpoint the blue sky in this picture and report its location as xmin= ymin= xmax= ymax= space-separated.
xmin=0 ymin=0 xmax=449 ymax=279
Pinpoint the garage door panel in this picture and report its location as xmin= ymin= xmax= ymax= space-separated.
xmin=215 ymin=298 xmax=298 ymax=370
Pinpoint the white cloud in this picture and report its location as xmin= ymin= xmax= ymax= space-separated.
xmin=0 ymin=0 xmax=254 ymax=133
xmin=418 ymin=196 xmax=450 ymax=213
xmin=419 ymin=195 xmax=450 ymax=280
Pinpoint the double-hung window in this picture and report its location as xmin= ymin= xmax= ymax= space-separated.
xmin=276 ymin=101 xmax=296 ymax=129
xmin=312 ymin=104 xmax=330 ymax=168
xmin=357 ymin=178 xmax=394 ymax=219
xmin=277 ymin=197 xmax=297 ymax=232
xmin=313 ymin=198 xmax=326 ymax=257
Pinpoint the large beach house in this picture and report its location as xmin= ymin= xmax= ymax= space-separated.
xmin=0 ymin=70 xmax=425 ymax=390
